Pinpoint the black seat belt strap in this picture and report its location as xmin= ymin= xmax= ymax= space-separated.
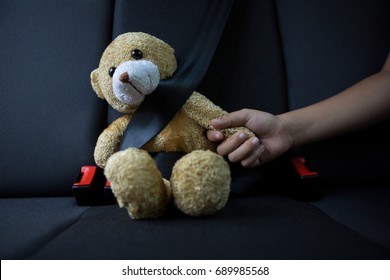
xmin=119 ymin=0 xmax=234 ymax=150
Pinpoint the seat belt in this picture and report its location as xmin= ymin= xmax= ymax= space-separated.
xmin=119 ymin=0 xmax=234 ymax=150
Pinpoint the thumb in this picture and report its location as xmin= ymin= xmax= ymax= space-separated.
xmin=210 ymin=109 xmax=252 ymax=130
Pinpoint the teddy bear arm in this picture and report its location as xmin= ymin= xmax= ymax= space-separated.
xmin=94 ymin=114 xmax=131 ymax=168
xmin=183 ymin=91 xmax=255 ymax=139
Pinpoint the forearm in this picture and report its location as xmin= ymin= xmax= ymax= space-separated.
xmin=278 ymin=67 xmax=390 ymax=148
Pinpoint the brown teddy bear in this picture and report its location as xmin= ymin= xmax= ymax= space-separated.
xmin=91 ymin=32 xmax=254 ymax=219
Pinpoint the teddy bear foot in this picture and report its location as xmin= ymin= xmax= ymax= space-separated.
xmin=171 ymin=150 xmax=231 ymax=217
xmin=104 ymin=148 xmax=171 ymax=219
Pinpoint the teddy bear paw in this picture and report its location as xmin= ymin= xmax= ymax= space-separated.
xmin=171 ymin=150 xmax=231 ymax=217
xmin=104 ymin=148 xmax=170 ymax=219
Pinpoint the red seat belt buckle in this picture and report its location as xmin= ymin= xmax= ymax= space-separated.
xmin=290 ymin=156 xmax=319 ymax=179
xmin=72 ymin=166 xmax=116 ymax=206
xmin=288 ymin=156 xmax=320 ymax=201
xmin=73 ymin=166 xmax=97 ymax=187
xmin=104 ymin=180 xmax=117 ymax=205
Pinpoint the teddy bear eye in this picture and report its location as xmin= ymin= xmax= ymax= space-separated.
xmin=131 ymin=49 xmax=143 ymax=60
xmin=108 ymin=67 xmax=116 ymax=77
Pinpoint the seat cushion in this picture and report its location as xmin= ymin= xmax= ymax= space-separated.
xmin=312 ymin=187 xmax=390 ymax=251
xmin=0 ymin=197 xmax=89 ymax=259
xmin=2 ymin=195 xmax=387 ymax=260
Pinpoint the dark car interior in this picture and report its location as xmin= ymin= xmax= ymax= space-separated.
xmin=1 ymin=0 xmax=389 ymax=260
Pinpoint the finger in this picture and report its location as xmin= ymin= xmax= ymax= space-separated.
xmin=216 ymin=132 xmax=247 ymax=156
xmin=210 ymin=109 xmax=252 ymax=130
xmin=206 ymin=130 xmax=224 ymax=142
xmin=227 ymin=136 xmax=261 ymax=163
xmin=240 ymin=142 xmax=266 ymax=168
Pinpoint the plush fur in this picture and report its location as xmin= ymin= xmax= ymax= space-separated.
xmin=91 ymin=32 xmax=254 ymax=219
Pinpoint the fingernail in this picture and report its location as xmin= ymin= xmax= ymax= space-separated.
xmin=251 ymin=137 xmax=260 ymax=145
xmin=239 ymin=132 xmax=246 ymax=140
xmin=211 ymin=118 xmax=221 ymax=125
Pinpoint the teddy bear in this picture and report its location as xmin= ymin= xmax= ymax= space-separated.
xmin=90 ymin=32 xmax=254 ymax=219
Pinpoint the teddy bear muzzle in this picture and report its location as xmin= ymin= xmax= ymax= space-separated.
xmin=112 ymin=60 xmax=160 ymax=106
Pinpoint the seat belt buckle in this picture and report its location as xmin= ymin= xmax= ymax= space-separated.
xmin=290 ymin=156 xmax=319 ymax=179
xmin=287 ymin=156 xmax=320 ymax=201
xmin=104 ymin=180 xmax=117 ymax=205
xmin=72 ymin=166 xmax=116 ymax=206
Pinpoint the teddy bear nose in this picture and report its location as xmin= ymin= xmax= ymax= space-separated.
xmin=119 ymin=72 xmax=129 ymax=83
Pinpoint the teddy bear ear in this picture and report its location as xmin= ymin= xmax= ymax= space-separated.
xmin=90 ymin=69 xmax=105 ymax=100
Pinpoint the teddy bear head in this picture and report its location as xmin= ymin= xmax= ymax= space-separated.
xmin=91 ymin=32 xmax=177 ymax=113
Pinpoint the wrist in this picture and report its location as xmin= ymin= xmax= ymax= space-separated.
xmin=276 ymin=112 xmax=295 ymax=150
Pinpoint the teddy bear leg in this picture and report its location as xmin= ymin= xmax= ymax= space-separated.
xmin=171 ymin=150 xmax=231 ymax=217
xmin=104 ymin=148 xmax=171 ymax=219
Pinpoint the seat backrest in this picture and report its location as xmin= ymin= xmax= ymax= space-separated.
xmin=0 ymin=0 xmax=114 ymax=197
xmin=110 ymin=0 xmax=289 ymax=193
xmin=276 ymin=0 xmax=390 ymax=185
xmin=2 ymin=0 xmax=388 ymax=198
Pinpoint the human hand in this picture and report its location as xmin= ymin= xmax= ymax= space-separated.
xmin=207 ymin=109 xmax=291 ymax=167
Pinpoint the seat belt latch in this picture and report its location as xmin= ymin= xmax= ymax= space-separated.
xmin=72 ymin=166 xmax=116 ymax=206
xmin=290 ymin=156 xmax=319 ymax=179
xmin=104 ymin=180 xmax=116 ymax=205
xmin=287 ymin=156 xmax=320 ymax=201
